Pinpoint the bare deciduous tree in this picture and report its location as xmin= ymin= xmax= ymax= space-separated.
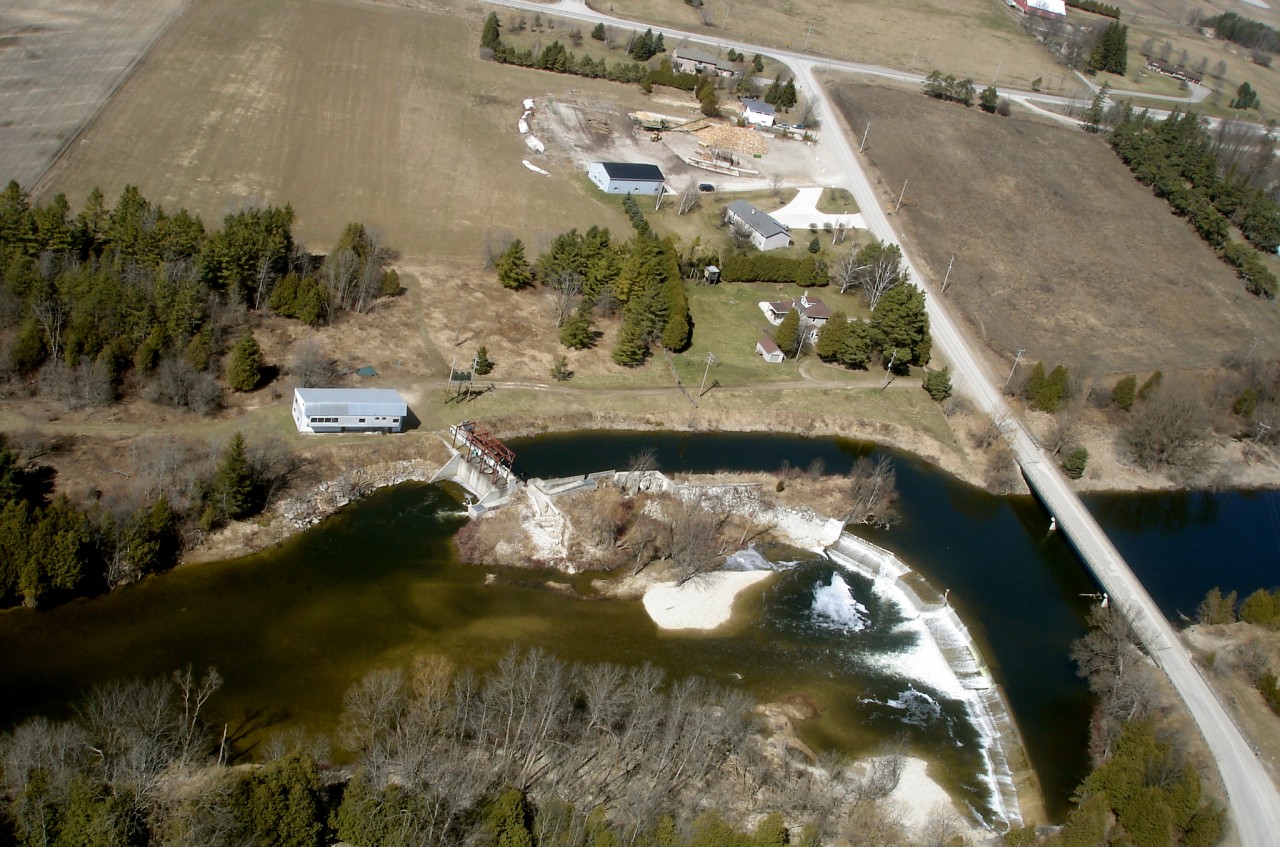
xmin=289 ymin=338 xmax=334 ymax=388
xmin=844 ymin=456 xmax=899 ymax=527
xmin=1124 ymin=377 xmax=1210 ymax=477
xmin=665 ymin=498 xmax=729 ymax=585
xmin=547 ymin=270 xmax=584 ymax=328
xmin=677 ymin=181 xmax=701 ymax=215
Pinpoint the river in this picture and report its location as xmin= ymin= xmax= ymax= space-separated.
xmin=1 ymin=431 xmax=1276 ymax=824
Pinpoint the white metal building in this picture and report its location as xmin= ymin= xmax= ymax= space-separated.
xmin=587 ymin=161 xmax=666 ymax=195
xmin=739 ymin=98 xmax=776 ymax=127
xmin=292 ymin=388 xmax=408 ymax=434
xmin=725 ymin=200 xmax=792 ymax=251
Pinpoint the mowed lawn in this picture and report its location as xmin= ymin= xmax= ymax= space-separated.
xmin=829 ymin=79 xmax=1280 ymax=374
xmin=38 ymin=0 xmax=635 ymax=259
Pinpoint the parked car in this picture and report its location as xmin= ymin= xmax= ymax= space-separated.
xmin=698 ymin=183 xmax=715 ymax=192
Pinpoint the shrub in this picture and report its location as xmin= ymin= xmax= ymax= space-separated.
xmin=1062 ymin=447 xmax=1089 ymax=479
xmin=1111 ymin=374 xmax=1137 ymax=411
xmin=922 ymin=368 xmax=953 ymax=401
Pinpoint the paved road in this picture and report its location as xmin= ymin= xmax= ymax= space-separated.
xmin=482 ymin=0 xmax=1280 ymax=840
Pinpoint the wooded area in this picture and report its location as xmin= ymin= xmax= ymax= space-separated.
xmin=0 ymin=649 xmax=924 ymax=847
xmin=1107 ymin=111 xmax=1280 ymax=298
xmin=0 ymin=182 xmax=397 ymax=409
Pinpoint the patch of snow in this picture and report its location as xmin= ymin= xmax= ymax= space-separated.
xmin=524 ymin=134 xmax=545 ymax=153
xmin=522 ymin=160 xmax=550 ymax=176
xmin=523 ymin=98 xmax=535 ymax=110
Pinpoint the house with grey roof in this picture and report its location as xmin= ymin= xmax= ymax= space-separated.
xmin=292 ymin=388 xmax=408 ymax=434
xmin=672 ymin=47 xmax=742 ymax=78
xmin=725 ymin=200 xmax=792 ymax=251
xmin=739 ymin=97 xmax=776 ymax=127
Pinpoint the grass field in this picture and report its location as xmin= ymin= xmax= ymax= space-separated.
xmin=1104 ymin=0 xmax=1280 ymax=123
xmin=0 ymin=0 xmax=189 ymax=189
xmin=829 ymin=77 xmax=1280 ymax=376
xmin=37 ymin=0 xmax=660 ymax=260
xmin=591 ymin=0 xmax=1067 ymax=91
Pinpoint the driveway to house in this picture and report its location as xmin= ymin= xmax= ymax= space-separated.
xmin=770 ymin=186 xmax=864 ymax=232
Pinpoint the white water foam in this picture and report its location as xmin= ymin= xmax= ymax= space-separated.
xmin=881 ymin=685 xmax=944 ymax=727
xmin=811 ymin=572 xmax=871 ymax=634
xmin=724 ymin=545 xmax=802 ymax=572
xmin=825 ymin=535 xmax=1022 ymax=831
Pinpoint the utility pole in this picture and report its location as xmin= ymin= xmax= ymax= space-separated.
xmin=991 ymin=58 xmax=1003 ymax=87
xmin=803 ymin=23 xmax=813 ymax=52
xmin=722 ymin=0 xmax=731 ymax=31
xmin=894 ymin=179 xmax=908 ymax=213
xmin=941 ymin=255 xmax=954 ymax=292
xmin=699 ymin=351 xmax=716 ymax=396
xmin=1003 ymin=348 xmax=1025 ymax=392
xmin=860 ymin=120 xmax=870 ymax=152
xmin=880 ymin=350 xmax=898 ymax=390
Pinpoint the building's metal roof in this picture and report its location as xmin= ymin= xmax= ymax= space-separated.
xmin=674 ymin=47 xmax=733 ymax=68
xmin=595 ymin=161 xmax=665 ymax=182
xmin=740 ymin=97 xmax=776 ymax=116
xmin=727 ymin=200 xmax=790 ymax=240
xmin=295 ymin=388 xmax=406 ymax=416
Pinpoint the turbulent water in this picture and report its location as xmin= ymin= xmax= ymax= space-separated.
xmin=810 ymin=573 xmax=871 ymax=634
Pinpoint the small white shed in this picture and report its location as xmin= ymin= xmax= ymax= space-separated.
xmin=588 ymin=161 xmax=666 ymax=195
xmin=292 ymin=388 xmax=407 ymax=434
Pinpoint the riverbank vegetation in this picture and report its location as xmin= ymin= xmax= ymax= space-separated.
xmin=1000 ymin=607 xmax=1226 ymax=846
xmin=0 ymin=429 xmax=293 ymax=609
xmin=0 ymin=649 xmax=923 ymax=847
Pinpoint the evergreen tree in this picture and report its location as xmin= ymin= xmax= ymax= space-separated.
xmin=1231 ymin=81 xmax=1260 ymax=110
xmin=226 ymin=328 xmax=264 ymax=391
xmin=922 ymin=368 xmax=953 ymax=401
xmin=551 ymin=355 xmax=571 ymax=381
xmin=816 ymin=314 xmax=850 ymax=363
xmin=1089 ymin=22 xmax=1128 ymax=74
xmin=1062 ymin=447 xmax=1089 ymax=479
xmin=660 ymin=277 xmax=691 ymax=351
xmin=778 ymin=78 xmax=798 ymax=110
xmin=1111 ymin=374 xmax=1137 ymax=411
xmin=473 ymin=346 xmax=494 ymax=376
xmin=774 ymin=308 xmax=802 ymax=358
xmin=560 ymin=306 xmax=595 ymax=349
xmin=230 ymin=755 xmax=323 ymax=847
xmin=611 ymin=318 xmax=650 ymax=366
xmin=1084 ymin=82 xmax=1109 ymax=133
xmin=870 ymin=284 xmax=930 ymax=367
xmin=752 ymin=53 xmax=765 ymax=73
xmin=591 ymin=22 xmax=606 ymax=41
xmin=212 ymin=432 xmax=257 ymax=523
xmin=807 ymin=236 xmax=821 ymax=253
xmin=795 ymin=255 xmax=827 ymax=287
xmin=482 ymin=12 xmax=502 ymax=49
xmin=764 ymin=77 xmax=782 ymax=106
xmin=1196 ymin=587 xmax=1238 ymax=624
xmin=496 ymin=239 xmax=534 ymax=289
